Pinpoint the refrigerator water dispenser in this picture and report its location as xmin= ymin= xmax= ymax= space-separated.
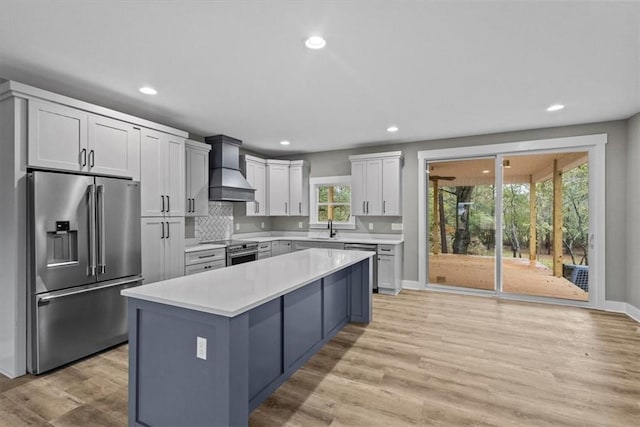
xmin=46 ymin=220 xmax=78 ymax=267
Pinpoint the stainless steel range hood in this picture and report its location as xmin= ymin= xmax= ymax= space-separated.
xmin=205 ymin=135 xmax=256 ymax=202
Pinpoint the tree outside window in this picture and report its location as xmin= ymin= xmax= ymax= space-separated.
xmin=317 ymin=185 xmax=351 ymax=222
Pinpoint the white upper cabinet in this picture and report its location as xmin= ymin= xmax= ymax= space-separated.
xmin=87 ymin=114 xmax=140 ymax=179
xmin=289 ymin=161 xmax=309 ymax=216
xmin=382 ymin=157 xmax=402 ymax=215
xmin=267 ymin=160 xmax=290 ymax=216
xmin=185 ymin=140 xmax=211 ymax=217
xmin=28 ymin=99 xmax=140 ymax=178
xmin=265 ymin=159 xmax=309 ymax=216
xmin=140 ymin=128 xmax=185 ymax=217
xmin=28 ymin=99 xmax=88 ymax=172
xmin=244 ymin=155 xmax=267 ymax=216
xmin=349 ymin=152 xmax=403 ymax=216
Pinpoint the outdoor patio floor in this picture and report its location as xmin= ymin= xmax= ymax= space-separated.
xmin=428 ymin=254 xmax=589 ymax=301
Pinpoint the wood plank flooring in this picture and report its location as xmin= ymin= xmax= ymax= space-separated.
xmin=1 ymin=290 xmax=639 ymax=426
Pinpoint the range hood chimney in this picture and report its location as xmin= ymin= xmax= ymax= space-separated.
xmin=205 ymin=135 xmax=256 ymax=202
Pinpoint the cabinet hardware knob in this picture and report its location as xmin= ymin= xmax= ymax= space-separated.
xmin=89 ymin=150 xmax=95 ymax=168
xmin=80 ymin=148 xmax=87 ymax=167
xmin=166 ymin=221 xmax=170 ymax=238
xmin=161 ymin=195 xmax=165 ymax=212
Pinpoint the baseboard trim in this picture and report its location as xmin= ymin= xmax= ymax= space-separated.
xmin=401 ymin=280 xmax=421 ymax=290
xmin=0 ymin=366 xmax=18 ymax=379
xmin=603 ymin=300 xmax=627 ymax=313
xmin=626 ymin=302 xmax=640 ymax=323
xmin=602 ymin=300 xmax=640 ymax=323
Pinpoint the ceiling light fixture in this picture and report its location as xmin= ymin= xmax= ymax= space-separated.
xmin=387 ymin=125 xmax=399 ymax=133
xmin=139 ymin=86 xmax=157 ymax=95
xmin=280 ymin=140 xmax=290 ymax=146
xmin=305 ymin=36 xmax=326 ymax=49
xmin=482 ymin=170 xmax=490 ymax=174
xmin=546 ymin=103 xmax=564 ymax=112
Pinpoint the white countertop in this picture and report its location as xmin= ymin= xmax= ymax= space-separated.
xmin=184 ymin=243 xmax=226 ymax=253
xmin=123 ymin=249 xmax=375 ymax=317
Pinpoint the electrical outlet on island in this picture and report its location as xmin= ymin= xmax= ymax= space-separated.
xmin=368 ymin=223 xmax=373 ymax=230
xmin=298 ymin=222 xmax=303 ymax=228
xmin=235 ymin=223 xmax=240 ymax=231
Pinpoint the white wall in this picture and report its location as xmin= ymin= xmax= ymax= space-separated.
xmin=626 ymin=113 xmax=640 ymax=309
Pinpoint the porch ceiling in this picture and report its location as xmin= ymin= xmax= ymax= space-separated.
xmin=428 ymin=152 xmax=588 ymax=186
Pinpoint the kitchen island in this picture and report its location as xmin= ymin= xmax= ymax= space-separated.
xmin=122 ymin=248 xmax=374 ymax=427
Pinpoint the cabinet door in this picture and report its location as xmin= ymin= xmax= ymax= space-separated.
xmin=28 ymin=99 xmax=88 ymax=172
xmin=377 ymin=254 xmax=394 ymax=288
xmin=87 ymin=114 xmax=138 ymax=178
xmin=245 ymin=161 xmax=258 ymax=216
xmin=141 ymin=218 xmax=166 ymax=284
xmin=165 ymin=136 xmax=185 ymax=217
xmin=267 ymin=164 xmax=290 ymax=215
xmin=350 ymin=160 xmax=366 ymax=216
xmin=165 ymin=218 xmax=185 ymax=279
xmin=272 ymin=241 xmax=292 ymax=256
xmin=140 ymin=129 xmax=165 ymax=216
xmin=186 ymin=146 xmax=209 ymax=217
xmin=289 ymin=165 xmax=308 ymax=216
xmin=365 ymin=159 xmax=383 ymax=215
xmin=254 ymin=162 xmax=267 ymax=216
xmin=382 ymin=158 xmax=402 ymax=216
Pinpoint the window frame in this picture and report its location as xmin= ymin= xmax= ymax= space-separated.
xmin=309 ymin=175 xmax=356 ymax=229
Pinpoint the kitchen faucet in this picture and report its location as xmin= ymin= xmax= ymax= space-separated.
xmin=328 ymin=219 xmax=337 ymax=238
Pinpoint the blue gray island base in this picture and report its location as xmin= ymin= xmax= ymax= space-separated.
xmin=127 ymin=258 xmax=371 ymax=427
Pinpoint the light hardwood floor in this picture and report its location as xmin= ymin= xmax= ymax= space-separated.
xmin=1 ymin=291 xmax=639 ymax=426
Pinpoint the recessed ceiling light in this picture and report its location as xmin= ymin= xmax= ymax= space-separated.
xmin=387 ymin=125 xmax=399 ymax=133
xmin=280 ymin=140 xmax=290 ymax=146
xmin=546 ymin=103 xmax=564 ymax=112
xmin=305 ymin=36 xmax=326 ymax=49
xmin=139 ymin=86 xmax=157 ymax=95
xmin=482 ymin=170 xmax=490 ymax=174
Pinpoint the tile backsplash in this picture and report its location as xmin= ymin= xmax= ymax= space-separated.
xmin=194 ymin=201 xmax=234 ymax=241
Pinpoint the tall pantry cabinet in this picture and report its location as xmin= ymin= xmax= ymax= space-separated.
xmin=140 ymin=130 xmax=186 ymax=284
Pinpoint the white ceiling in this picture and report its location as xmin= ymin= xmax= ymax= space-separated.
xmin=1 ymin=1 xmax=639 ymax=156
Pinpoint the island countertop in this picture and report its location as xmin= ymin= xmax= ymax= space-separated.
xmin=122 ymin=248 xmax=375 ymax=317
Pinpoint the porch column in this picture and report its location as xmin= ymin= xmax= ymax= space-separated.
xmin=529 ymin=174 xmax=537 ymax=261
xmin=432 ymin=179 xmax=441 ymax=254
xmin=552 ymin=160 xmax=563 ymax=276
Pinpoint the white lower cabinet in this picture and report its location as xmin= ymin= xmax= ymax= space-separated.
xmin=184 ymin=247 xmax=226 ymax=275
xmin=141 ymin=217 xmax=184 ymax=284
xmin=377 ymin=244 xmax=403 ymax=295
xmin=271 ymin=240 xmax=292 ymax=256
xmin=257 ymin=242 xmax=272 ymax=259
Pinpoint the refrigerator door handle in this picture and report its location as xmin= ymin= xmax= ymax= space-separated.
xmin=97 ymin=184 xmax=106 ymax=274
xmin=88 ymin=184 xmax=97 ymax=276
xmin=37 ymin=276 xmax=143 ymax=304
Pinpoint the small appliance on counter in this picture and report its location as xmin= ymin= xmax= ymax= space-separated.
xmin=28 ymin=171 xmax=142 ymax=374
xmin=202 ymin=240 xmax=259 ymax=266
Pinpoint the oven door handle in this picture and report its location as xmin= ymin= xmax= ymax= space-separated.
xmin=229 ymin=250 xmax=258 ymax=258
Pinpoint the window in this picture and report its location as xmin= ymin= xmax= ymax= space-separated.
xmin=309 ymin=176 xmax=355 ymax=228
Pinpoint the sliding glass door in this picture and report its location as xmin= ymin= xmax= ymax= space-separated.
xmin=425 ymin=149 xmax=592 ymax=303
xmin=500 ymin=151 xmax=589 ymax=302
xmin=427 ymin=157 xmax=497 ymax=291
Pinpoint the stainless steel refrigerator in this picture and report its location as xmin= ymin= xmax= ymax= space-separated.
xmin=28 ymin=170 xmax=142 ymax=374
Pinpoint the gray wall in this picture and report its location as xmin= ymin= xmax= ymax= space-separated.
xmin=269 ymin=120 xmax=629 ymax=302
xmin=626 ymin=113 xmax=640 ymax=308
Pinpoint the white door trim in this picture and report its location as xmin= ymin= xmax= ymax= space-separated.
xmin=417 ymin=133 xmax=607 ymax=309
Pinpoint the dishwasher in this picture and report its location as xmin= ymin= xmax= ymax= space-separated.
xmin=344 ymin=243 xmax=378 ymax=291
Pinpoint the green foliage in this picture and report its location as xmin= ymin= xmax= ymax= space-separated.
xmin=317 ymin=185 xmax=351 ymax=222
